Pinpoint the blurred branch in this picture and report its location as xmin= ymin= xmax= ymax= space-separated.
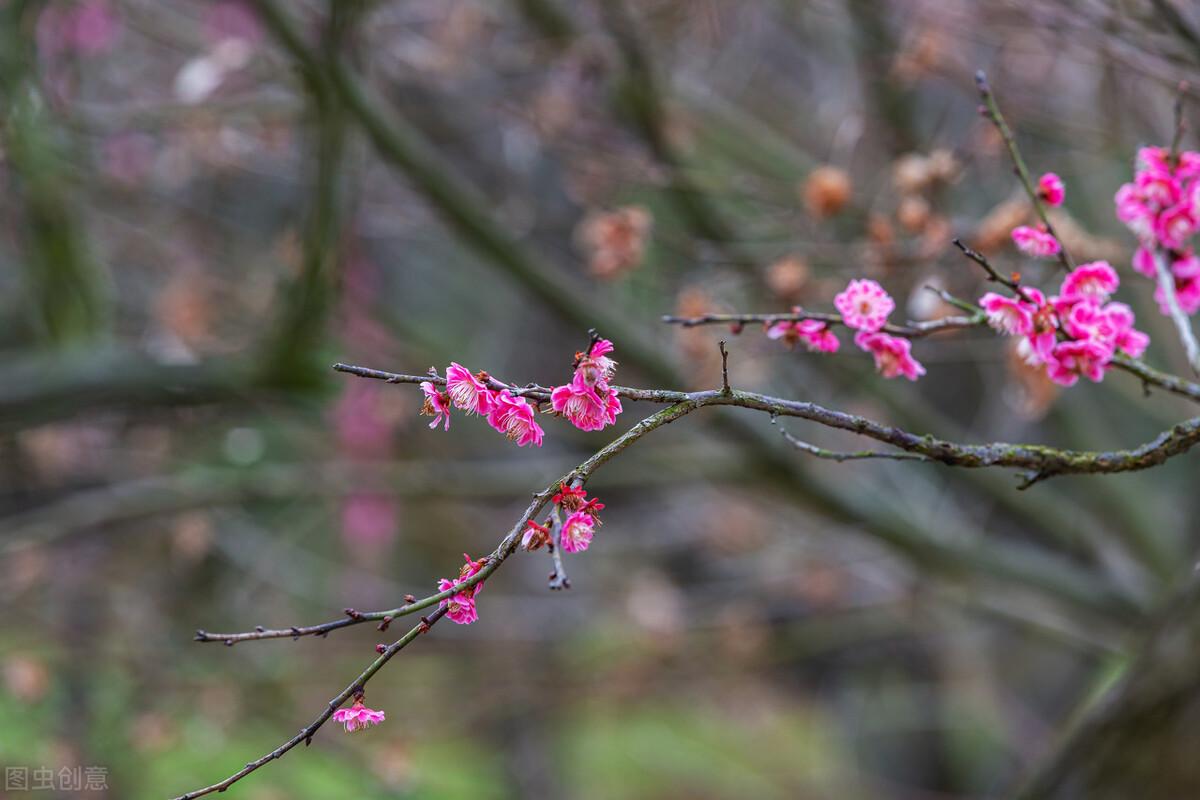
xmin=976 ymin=70 xmax=1074 ymax=271
xmin=259 ymin=1 xmax=359 ymax=387
xmin=0 ymin=348 xmax=257 ymax=427
xmin=1015 ymin=562 xmax=1200 ymax=799
xmin=1 ymin=451 xmax=743 ymax=554
xmin=0 ymin=0 xmax=109 ymax=346
xmin=596 ymin=0 xmax=761 ymax=278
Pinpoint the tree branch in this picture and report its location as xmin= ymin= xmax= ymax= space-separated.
xmin=335 ymin=363 xmax=1200 ymax=486
xmin=660 ymin=309 xmax=982 ymax=338
xmin=975 ymin=70 xmax=1073 ymax=271
xmin=173 ymin=397 xmax=708 ymax=797
xmin=172 ymin=608 xmax=446 ymax=800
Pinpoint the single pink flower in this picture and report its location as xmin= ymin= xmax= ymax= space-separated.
xmin=1060 ymin=261 xmax=1119 ymax=303
xmin=1135 ymin=167 xmax=1181 ymax=209
xmin=575 ymin=338 xmax=618 ymax=390
xmin=834 ymin=279 xmax=895 ymax=332
xmin=419 ymin=381 xmax=451 ymax=431
xmin=1063 ymin=299 xmax=1116 ymax=342
xmin=1132 ymin=245 xmax=1157 ymax=278
xmin=438 ymin=578 xmax=478 ymax=624
xmin=794 ymin=320 xmax=840 ymax=353
xmin=979 ymin=292 xmax=1034 ymax=336
xmin=853 ymin=331 xmax=925 ymax=381
xmin=559 ymin=510 xmax=595 ymax=553
xmin=445 ymin=363 xmax=494 ymax=416
xmin=1115 ymin=184 xmax=1155 ymax=239
xmin=1155 ymin=274 xmax=1200 ymax=316
xmin=486 ymin=390 xmax=544 ymax=447
xmin=1173 ymin=251 xmax=1200 ymax=279
xmin=1137 ymin=146 xmax=1171 ymax=174
xmin=438 ymin=554 xmax=487 ymax=625
xmin=1155 ymin=202 xmax=1198 ymax=250
xmin=767 ymin=319 xmax=840 ymax=353
xmin=1103 ymin=302 xmax=1150 ymax=358
xmin=551 ymin=383 xmax=622 ymax=432
xmin=1011 ymin=225 xmax=1061 ymax=258
xmin=1038 ymin=173 xmax=1065 ymax=207
xmin=1045 ymin=339 xmax=1111 ymax=386
xmin=333 ymin=700 xmax=386 ymax=733
xmin=552 ymin=483 xmax=588 ymax=510
xmin=522 ymin=520 xmax=552 ymax=551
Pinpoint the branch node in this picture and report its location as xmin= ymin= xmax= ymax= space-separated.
xmin=718 ymin=340 xmax=732 ymax=395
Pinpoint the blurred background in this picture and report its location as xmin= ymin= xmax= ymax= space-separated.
xmin=4 ymin=1 xmax=1200 ymax=798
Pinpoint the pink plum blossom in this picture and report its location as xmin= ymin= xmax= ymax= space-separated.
xmin=1059 ymin=261 xmax=1119 ymax=302
xmin=1155 ymin=202 xmax=1198 ymax=250
xmin=486 ymin=390 xmax=544 ymax=447
xmin=835 ymin=279 xmax=895 ymax=332
xmin=980 ymin=292 xmax=1034 ymax=336
xmin=559 ymin=510 xmax=595 ymax=553
xmin=419 ymin=381 xmax=451 ymax=431
xmin=333 ymin=700 xmax=385 ymax=733
xmin=551 ymin=383 xmax=622 ymax=431
xmin=1045 ymin=340 xmax=1111 ymax=387
xmin=522 ymin=520 xmax=552 ymax=551
xmin=1011 ymin=225 xmax=1061 ymax=258
xmin=1104 ymin=302 xmax=1150 ymax=358
xmin=767 ymin=318 xmax=840 ymax=353
xmin=1038 ymin=173 xmax=1065 ymax=207
xmin=853 ymin=331 xmax=925 ymax=381
xmin=445 ymin=363 xmax=494 ymax=416
xmin=438 ymin=554 xmax=487 ymax=625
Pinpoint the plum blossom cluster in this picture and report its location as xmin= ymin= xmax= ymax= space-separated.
xmin=836 ymin=279 xmax=926 ymax=380
xmin=437 ymin=553 xmax=488 ymax=625
xmin=419 ymin=340 xmax=624 ymax=444
xmin=551 ymin=339 xmax=623 ymax=432
xmin=332 ymin=698 xmax=386 ymax=733
xmin=420 ymin=365 xmax=543 ymax=447
xmin=1009 ymin=172 xmax=1065 ymax=258
xmin=765 ymin=279 xmax=925 ymax=380
xmin=523 ymin=483 xmax=606 ymax=554
xmin=1116 ymin=147 xmax=1200 ymax=315
xmin=980 ymin=261 xmax=1149 ymax=387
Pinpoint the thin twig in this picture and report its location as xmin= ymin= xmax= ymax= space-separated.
xmin=719 ymin=340 xmax=731 ymax=394
xmin=975 ymin=70 xmax=1073 ymax=271
xmin=952 ymin=238 xmax=1039 ymax=306
xmin=174 ymin=607 xmax=447 ymax=800
xmin=661 ymin=310 xmax=982 ymax=338
xmin=775 ymin=423 xmax=932 ymax=463
xmin=174 ymin=398 xmax=709 ymax=798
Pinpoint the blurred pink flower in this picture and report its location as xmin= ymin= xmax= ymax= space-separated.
xmin=341 ymin=493 xmax=398 ymax=548
xmin=1037 ymin=172 xmax=1065 ymax=207
xmin=854 ymin=331 xmax=926 ymax=381
xmin=204 ymin=1 xmax=262 ymax=46
xmin=38 ymin=1 xmax=120 ymax=57
xmin=1011 ymin=225 xmax=1061 ymax=258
